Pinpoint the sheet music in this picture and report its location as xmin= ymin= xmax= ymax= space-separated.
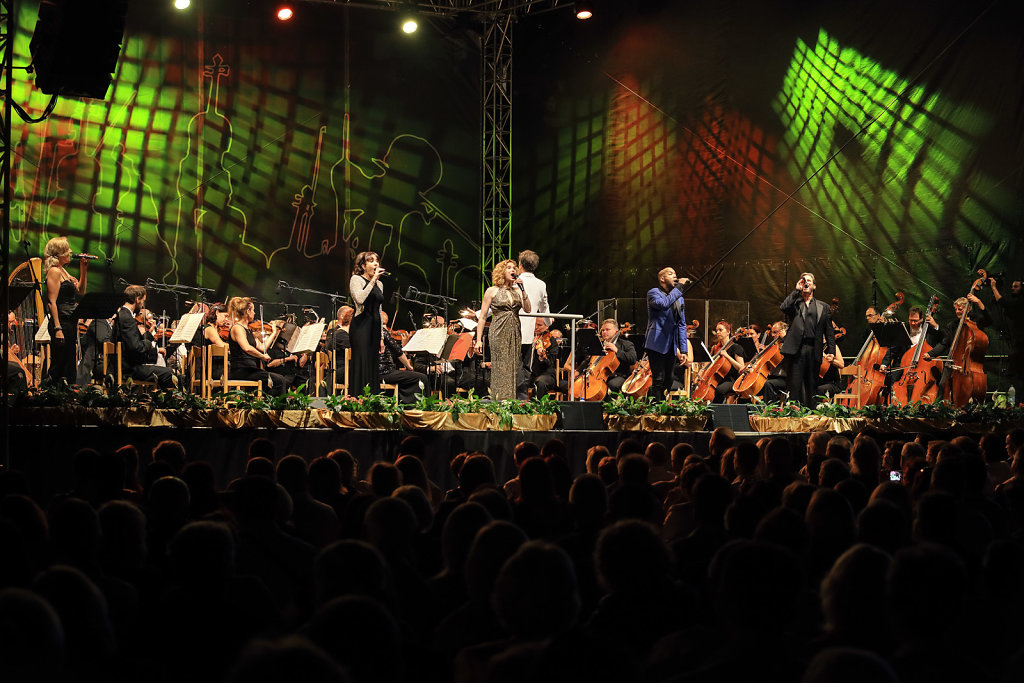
xmin=288 ymin=322 xmax=326 ymax=354
xmin=169 ymin=313 xmax=205 ymax=344
xmin=34 ymin=315 xmax=51 ymax=343
xmin=403 ymin=327 xmax=448 ymax=356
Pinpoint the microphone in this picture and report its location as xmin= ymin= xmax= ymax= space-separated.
xmin=117 ymin=277 xmax=129 ymax=286
xmin=73 ymin=253 xmax=99 ymax=260
xmin=406 ymin=286 xmax=419 ymax=298
xmin=278 ymin=280 xmax=290 ymax=290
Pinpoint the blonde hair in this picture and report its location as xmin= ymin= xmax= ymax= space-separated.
xmin=43 ymin=237 xmax=70 ymax=270
xmin=492 ymin=259 xmax=516 ymax=287
xmin=228 ymin=296 xmax=253 ymax=323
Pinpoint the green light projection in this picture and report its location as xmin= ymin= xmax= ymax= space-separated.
xmin=773 ymin=28 xmax=1009 ymax=252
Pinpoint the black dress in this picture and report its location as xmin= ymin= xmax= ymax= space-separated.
xmin=47 ymin=274 xmax=78 ymax=385
xmin=227 ymin=324 xmax=286 ymax=396
xmin=349 ymin=275 xmax=383 ymax=396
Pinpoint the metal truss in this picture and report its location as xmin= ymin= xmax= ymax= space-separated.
xmin=480 ymin=12 xmax=513 ymax=291
xmin=306 ymin=0 xmax=571 ymax=19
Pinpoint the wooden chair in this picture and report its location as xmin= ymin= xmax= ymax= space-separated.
xmin=101 ymin=341 xmax=158 ymax=392
xmin=206 ymin=345 xmax=262 ymax=398
xmin=380 ymin=381 xmax=400 ymax=399
xmin=331 ymin=348 xmax=351 ymax=396
xmin=832 ymin=365 xmax=862 ymax=408
xmin=186 ymin=346 xmax=206 ymax=396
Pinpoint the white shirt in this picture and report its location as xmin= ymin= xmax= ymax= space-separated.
xmin=518 ymin=272 xmax=551 ymax=344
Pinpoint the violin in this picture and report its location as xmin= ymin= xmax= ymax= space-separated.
xmin=946 ymin=269 xmax=990 ymax=407
xmin=248 ymin=320 xmax=280 ymax=344
xmin=217 ymin=320 xmax=232 ymax=340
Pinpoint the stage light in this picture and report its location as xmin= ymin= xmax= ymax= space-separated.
xmin=173 ymin=0 xmax=190 ymax=9
xmin=575 ymin=2 xmax=593 ymax=20
xmin=276 ymin=5 xmax=294 ymax=21
xmin=401 ymin=17 xmax=418 ymax=34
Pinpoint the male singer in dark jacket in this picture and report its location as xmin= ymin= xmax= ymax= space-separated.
xmin=779 ymin=272 xmax=836 ymax=406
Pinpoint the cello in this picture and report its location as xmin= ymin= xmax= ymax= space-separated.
xmin=848 ymin=292 xmax=903 ymax=406
xmin=945 ymin=270 xmax=990 ymax=407
xmin=621 ymin=320 xmax=696 ymax=398
xmin=571 ymin=347 xmax=619 ymax=401
xmin=891 ymin=295 xmax=942 ymax=405
xmin=731 ymin=335 xmax=784 ymax=400
xmin=691 ymin=327 xmax=747 ymax=402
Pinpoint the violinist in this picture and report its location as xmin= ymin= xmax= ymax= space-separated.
xmin=531 ymin=324 xmax=564 ymax=398
xmin=709 ymin=321 xmax=745 ymax=403
xmin=113 ymin=285 xmax=176 ymax=389
xmin=990 ymin=276 xmax=1024 ymax=390
xmin=43 ymin=236 xmax=89 ymax=385
xmin=197 ymin=304 xmax=230 ymax=380
xmin=226 ymin=296 xmax=286 ymax=396
xmin=779 ymin=272 xmax=836 ymax=407
xmin=267 ymin=319 xmax=309 ymax=390
xmin=379 ymin=311 xmax=428 ymax=404
xmin=324 ymin=305 xmax=354 ymax=353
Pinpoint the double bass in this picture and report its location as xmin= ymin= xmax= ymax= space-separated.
xmin=891 ymin=295 xmax=942 ymax=405
xmin=945 ymin=270 xmax=990 ymax=407
xmin=847 ymin=292 xmax=903 ymax=406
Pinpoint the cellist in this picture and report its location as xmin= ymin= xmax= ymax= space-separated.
xmin=708 ymin=321 xmax=745 ymax=403
xmin=924 ymin=292 xmax=992 ymax=395
xmin=597 ymin=319 xmax=637 ymax=395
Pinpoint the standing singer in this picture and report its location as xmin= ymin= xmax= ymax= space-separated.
xmin=645 ymin=267 xmax=690 ymax=400
xmin=476 ymin=259 xmax=531 ymax=401
xmin=779 ymin=272 xmax=836 ymax=407
xmin=349 ymin=251 xmax=386 ymax=396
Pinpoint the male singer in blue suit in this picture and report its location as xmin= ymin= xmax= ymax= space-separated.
xmin=645 ymin=267 xmax=690 ymax=399
xmin=779 ymin=272 xmax=836 ymax=406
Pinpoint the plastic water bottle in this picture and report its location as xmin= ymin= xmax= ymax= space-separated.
xmin=1009 ymin=386 xmax=1016 ymax=407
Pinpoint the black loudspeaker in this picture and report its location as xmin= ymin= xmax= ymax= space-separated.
xmin=30 ymin=0 xmax=128 ymax=98
xmin=558 ymin=401 xmax=605 ymax=431
xmin=710 ymin=404 xmax=752 ymax=432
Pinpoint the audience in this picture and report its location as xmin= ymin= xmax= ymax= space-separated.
xmin=2 ymin=425 xmax=1022 ymax=683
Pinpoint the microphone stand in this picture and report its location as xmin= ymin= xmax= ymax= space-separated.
xmin=277 ymin=282 xmax=349 ymax=319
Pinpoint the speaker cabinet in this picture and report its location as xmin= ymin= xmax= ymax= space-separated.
xmin=710 ymin=404 xmax=752 ymax=432
xmin=557 ymin=401 xmax=605 ymax=431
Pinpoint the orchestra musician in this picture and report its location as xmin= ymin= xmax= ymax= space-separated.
xmin=196 ymin=304 xmax=230 ymax=380
xmin=349 ymin=251 xmax=386 ymax=397
xmin=6 ymin=311 xmax=28 ymax=404
xmin=379 ymin=311 xmax=428 ymax=404
xmin=43 ymin=237 xmax=89 ymax=385
xmin=324 ymin=305 xmax=354 ymax=354
xmin=817 ymin=334 xmax=846 ymax=399
xmin=779 ymin=272 xmax=836 ymax=407
xmin=990 ymin=276 xmax=1024 ymax=391
xmin=113 ymin=285 xmax=176 ymax=389
xmin=530 ymin=323 xmax=564 ymax=398
xmin=645 ymin=266 xmax=690 ymax=400
xmin=923 ymin=293 xmax=992 ymax=394
xmin=225 ymin=296 xmax=286 ymax=396
xmin=597 ymin=318 xmax=637 ymax=395
xmin=757 ymin=321 xmax=789 ymax=401
xmin=266 ymin=319 xmax=309 ymax=390
xmin=709 ymin=321 xmax=745 ymax=403
xmin=878 ymin=306 xmax=941 ymax=383
xmin=516 ymin=249 xmax=551 ymax=399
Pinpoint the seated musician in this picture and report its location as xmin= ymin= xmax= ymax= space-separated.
xmin=380 ymin=311 xmax=428 ymax=404
xmin=599 ymin=319 xmax=637 ymax=394
xmin=531 ymin=325 xmax=564 ymax=397
xmin=877 ymin=306 xmax=941 ymax=383
xmin=749 ymin=321 xmax=789 ymax=402
xmin=195 ymin=304 xmax=230 ymax=379
xmin=113 ymin=285 xmax=176 ymax=389
xmin=817 ymin=337 xmax=846 ymax=398
xmin=6 ymin=311 xmax=28 ymax=404
xmin=710 ymin=321 xmax=744 ymax=403
xmin=267 ymin=320 xmax=309 ymax=391
xmin=225 ymin=296 xmax=286 ymax=396
xmin=325 ymin=305 xmax=354 ymax=353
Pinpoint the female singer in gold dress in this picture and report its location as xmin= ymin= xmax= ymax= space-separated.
xmin=475 ymin=259 xmax=531 ymax=400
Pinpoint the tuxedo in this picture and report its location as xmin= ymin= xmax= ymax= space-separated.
xmin=113 ymin=306 xmax=175 ymax=389
xmin=780 ymin=290 xmax=836 ymax=406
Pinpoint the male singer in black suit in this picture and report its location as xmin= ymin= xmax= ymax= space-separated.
xmin=779 ymin=272 xmax=836 ymax=406
xmin=113 ymin=285 xmax=176 ymax=389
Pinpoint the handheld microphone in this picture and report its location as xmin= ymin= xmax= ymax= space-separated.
xmin=72 ymin=253 xmax=99 ymax=260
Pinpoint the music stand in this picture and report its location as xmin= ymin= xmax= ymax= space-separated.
xmin=736 ymin=336 xmax=757 ymax=361
xmin=871 ymin=321 xmax=911 ymax=351
xmin=691 ymin=340 xmax=713 ymax=364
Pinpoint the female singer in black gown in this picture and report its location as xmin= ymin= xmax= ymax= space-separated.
xmin=43 ymin=237 xmax=88 ymax=384
xmin=349 ymin=251 xmax=386 ymax=396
